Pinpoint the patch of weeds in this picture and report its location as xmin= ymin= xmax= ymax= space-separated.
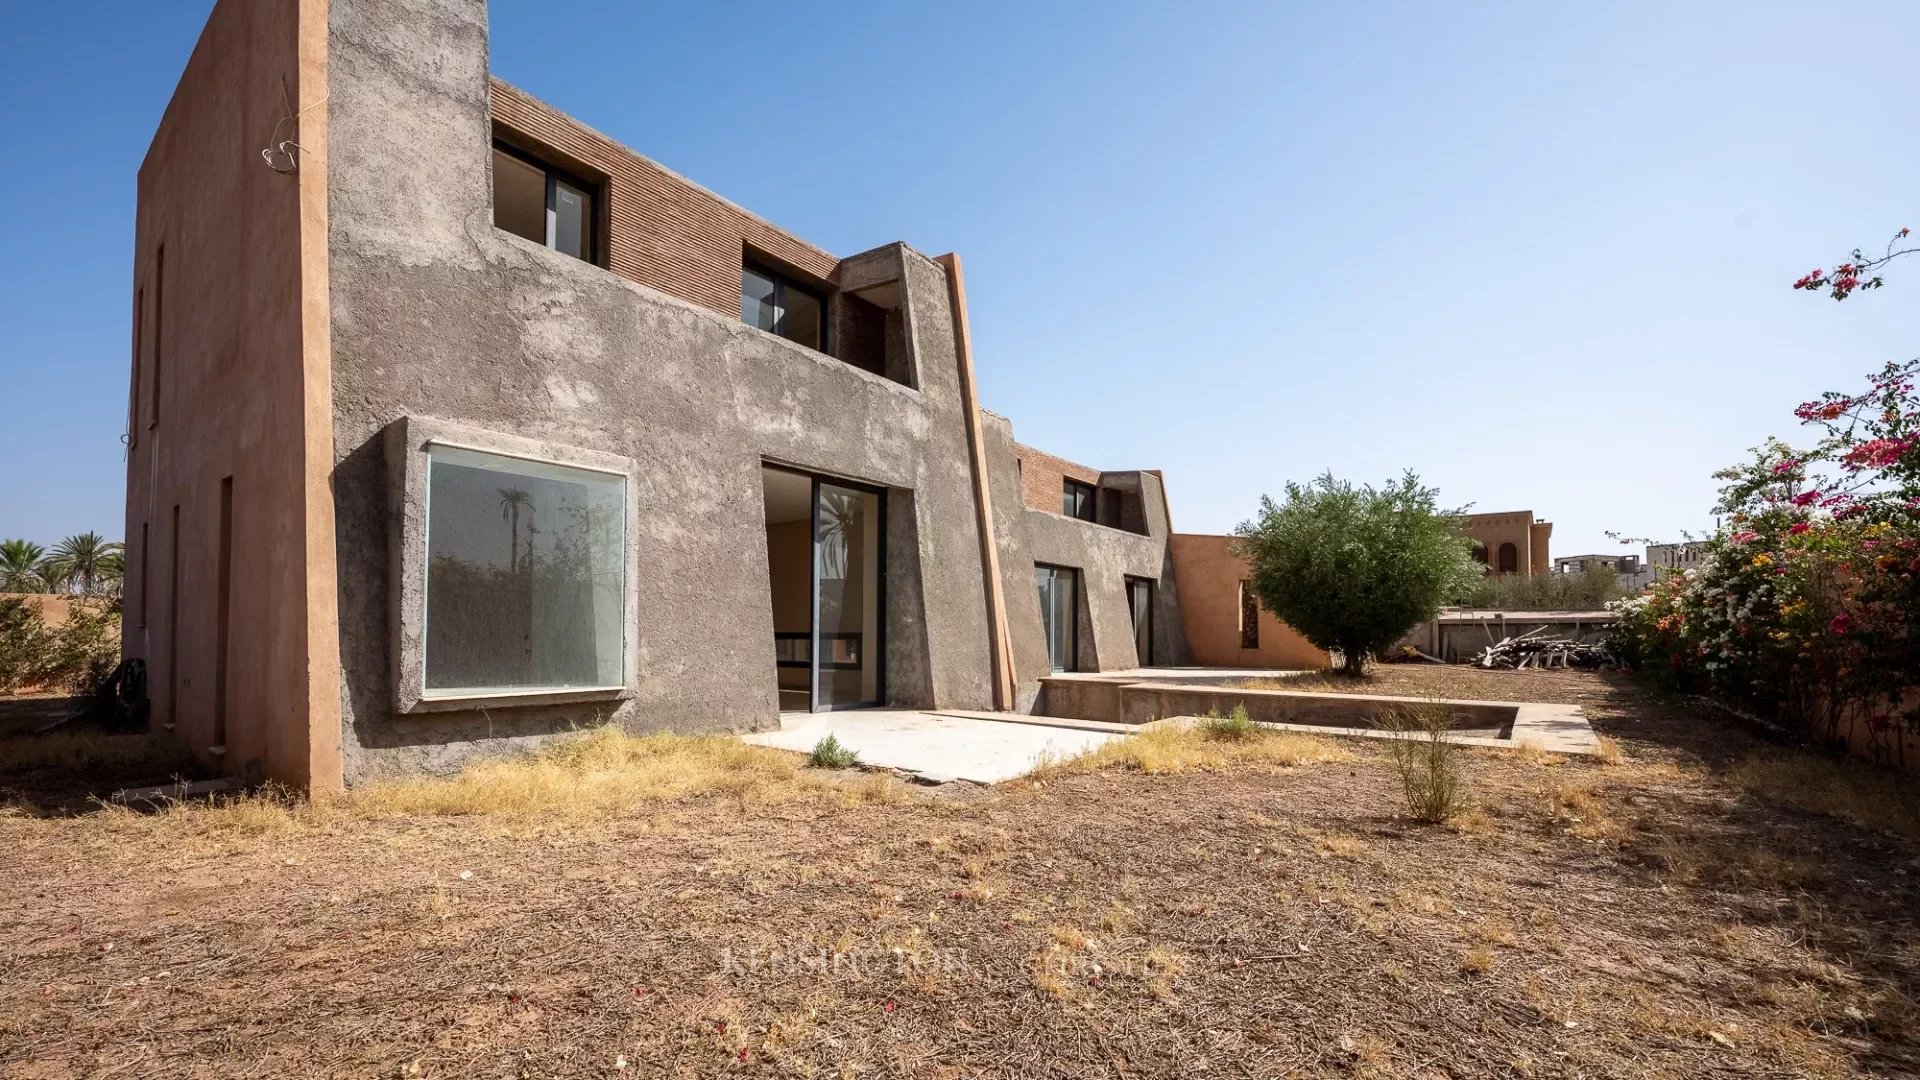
xmin=807 ymin=734 xmax=860 ymax=769
xmin=1591 ymin=734 xmax=1624 ymax=765
xmin=1381 ymin=701 xmax=1469 ymax=823
xmin=1460 ymin=946 xmax=1495 ymax=976
xmin=1200 ymin=705 xmax=1260 ymax=742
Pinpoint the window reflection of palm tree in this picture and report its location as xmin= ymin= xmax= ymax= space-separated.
xmin=498 ymin=488 xmax=534 ymax=574
xmin=816 ymin=491 xmax=856 ymax=580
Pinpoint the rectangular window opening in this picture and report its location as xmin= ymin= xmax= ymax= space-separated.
xmin=1239 ymin=580 xmax=1259 ymax=650
xmin=1126 ymin=577 xmax=1154 ymax=667
xmin=214 ymin=478 xmax=232 ymax=749
xmin=491 ymin=141 xmax=599 ymax=264
xmin=137 ymin=522 xmax=149 ymax=630
xmin=1062 ymin=479 xmax=1097 ymax=522
xmin=741 ymin=261 xmax=826 ymax=353
xmin=128 ymin=286 xmax=143 ymax=448
xmin=166 ymin=505 xmax=180 ymax=729
xmin=148 ymin=247 xmax=164 ymax=430
xmin=422 ymin=444 xmax=626 ymax=698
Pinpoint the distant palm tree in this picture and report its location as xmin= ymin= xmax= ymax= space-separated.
xmin=45 ymin=532 xmax=125 ymax=595
xmin=0 ymin=539 xmax=48 ymax=593
xmin=498 ymin=488 xmax=535 ymax=574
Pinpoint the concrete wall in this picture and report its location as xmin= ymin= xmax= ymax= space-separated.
xmin=998 ymin=438 xmax=1188 ymax=679
xmin=121 ymin=0 xmax=340 ymax=788
xmin=324 ymin=0 xmax=1001 ymax=781
xmin=1166 ymin=534 xmax=1330 ymax=669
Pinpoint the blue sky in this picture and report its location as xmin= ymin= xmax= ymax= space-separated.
xmin=2 ymin=0 xmax=1916 ymax=558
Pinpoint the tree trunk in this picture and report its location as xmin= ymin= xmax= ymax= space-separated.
xmin=1339 ymin=648 xmax=1368 ymax=678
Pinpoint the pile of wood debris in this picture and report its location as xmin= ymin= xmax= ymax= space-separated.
xmin=1473 ymin=628 xmax=1619 ymax=670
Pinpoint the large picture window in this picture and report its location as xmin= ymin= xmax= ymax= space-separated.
xmin=423 ymin=445 xmax=625 ymax=697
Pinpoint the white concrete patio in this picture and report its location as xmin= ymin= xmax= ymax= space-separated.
xmin=742 ymin=710 xmax=1123 ymax=785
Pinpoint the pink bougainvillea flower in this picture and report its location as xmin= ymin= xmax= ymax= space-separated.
xmin=1730 ymin=530 xmax=1760 ymax=544
xmin=1790 ymin=490 xmax=1821 ymax=507
xmin=1787 ymin=521 xmax=1811 ymax=535
xmin=1830 ymin=614 xmax=1854 ymax=635
xmin=1771 ymin=459 xmax=1799 ymax=475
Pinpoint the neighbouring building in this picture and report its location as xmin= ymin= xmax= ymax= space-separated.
xmin=1462 ymin=511 xmax=1553 ymax=576
xmin=1647 ymin=541 xmax=1711 ymax=574
xmin=1554 ymin=553 xmax=1654 ymax=592
xmin=123 ymin=0 xmax=1322 ymax=791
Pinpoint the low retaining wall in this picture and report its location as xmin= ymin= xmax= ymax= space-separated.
xmin=1399 ymin=610 xmax=1615 ymax=664
xmin=1037 ymin=677 xmax=1516 ymax=733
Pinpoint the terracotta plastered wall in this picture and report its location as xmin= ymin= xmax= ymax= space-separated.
xmin=1462 ymin=511 xmax=1546 ymax=576
xmin=1168 ymin=534 xmax=1329 ymax=669
xmin=490 ymin=81 xmax=841 ymax=317
xmin=1014 ymin=444 xmax=1101 ymax=514
xmin=124 ymin=0 xmax=338 ymax=788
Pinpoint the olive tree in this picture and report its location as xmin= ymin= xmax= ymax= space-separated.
xmin=1233 ymin=472 xmax=1481 ymax=676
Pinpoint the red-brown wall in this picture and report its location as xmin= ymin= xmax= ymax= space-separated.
xmin=1168 ymin=534 xmax=1330 ymax=669
xmin=123 ymin=0 xmax=339 ymax=788
xmin=1014 ymin=444 xmax=1102 ymax=515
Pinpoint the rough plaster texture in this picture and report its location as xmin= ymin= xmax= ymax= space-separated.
xmin=323 ymin=0 xmax=1003 ymax=782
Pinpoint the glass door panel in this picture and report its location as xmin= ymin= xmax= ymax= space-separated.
xmin=1035 ymin=565 xmax=1078 ymax=672
xmin=813 ymin=481 xmax=884 ymax=709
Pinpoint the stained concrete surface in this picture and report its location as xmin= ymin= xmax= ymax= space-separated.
xmin=743 ymin=711 xmax=1122 ymax=785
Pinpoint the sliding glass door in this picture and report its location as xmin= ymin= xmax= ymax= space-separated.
xmin=813 ymin=481 xmax=884 ymax=709
xmin=1035 ymin=564 xmax=1078 ymax=672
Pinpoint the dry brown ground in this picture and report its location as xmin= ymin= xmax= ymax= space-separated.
xmin=4 ymin=671 xmax=1920 ymax=1078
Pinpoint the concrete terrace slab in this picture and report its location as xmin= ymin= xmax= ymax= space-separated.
xmin=742 ymin=710 xmax=1123 ymax=785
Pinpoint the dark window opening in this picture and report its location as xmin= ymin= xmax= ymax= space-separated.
xmin=149 ymin=246 xmax=164 ymax=430
xmin=1239 ymin=580 xmax=1259 ymax=650
xmin=128 ymin=286 xmax=143 ymax=448
xmin=137 ymin=522 xmax=149 ymax=630
xmin=214 ymin=477 xmax=233 ymax=749
xmin=741 ymin=262 xmax=826 ymax=352
xmin=1497 ymin=542 xmax=1519 ymax=574
xmin=1126 ymin=577 xmax=1154 ymax=667
xmin=1063 ymin=478 xmax=1097 ymax=522
xmin=492 ymin=141 xmax=598 ymax=264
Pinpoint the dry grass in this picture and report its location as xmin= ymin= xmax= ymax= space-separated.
xmin=6 ymin=670 xmax=1920 ymax=1077
xmin=1728 ymin=751 xmax=1920 ymax=844
xmin=1030 ymin=722 xmax=1353 ymax=778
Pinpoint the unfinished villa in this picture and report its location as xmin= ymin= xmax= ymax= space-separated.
xmin=118 ymin=0 xmax=1352 ymax=790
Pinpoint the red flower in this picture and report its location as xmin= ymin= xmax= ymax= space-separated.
xmin=1788 ymin=522 xmax=1811 ymax=535
xmin=1830 ymin=614 xmax=1854 ymax=635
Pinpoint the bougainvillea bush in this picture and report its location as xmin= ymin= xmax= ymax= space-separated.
xmin=1612 ymin=354 xmax=1920 ymax=767
xmin=1616 ymin=228 xmax=1920 ymax=766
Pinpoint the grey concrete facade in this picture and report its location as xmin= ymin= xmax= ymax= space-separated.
xmin=126 ymin=0 xmax=1197 ymax=787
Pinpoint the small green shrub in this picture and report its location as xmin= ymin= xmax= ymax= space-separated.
xmin=807 ymin=734 xmax=861 ymax=769
xmin=1200 ymin=705 xmax=1261 ymax=742
xmin=1381 ymin=702 xmax=1469 ymax=823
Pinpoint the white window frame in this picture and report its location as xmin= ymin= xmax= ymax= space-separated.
xmin=386 ymin=416 xmax=639 ymax=714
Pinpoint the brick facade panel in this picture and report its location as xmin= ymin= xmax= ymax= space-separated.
xmin=491 ymin=81 xmax=840 ymax=320
xmin=1015 ymin=444 xmax=1102 ymax=515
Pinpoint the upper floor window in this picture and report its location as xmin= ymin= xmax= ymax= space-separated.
xmin=741 ymin=262 xmax=825 ymax=351
xmin=492 ymin=142 xmax=597 ymax=263
xmin=1063 ymin=478 xmax=1097 ymax=522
